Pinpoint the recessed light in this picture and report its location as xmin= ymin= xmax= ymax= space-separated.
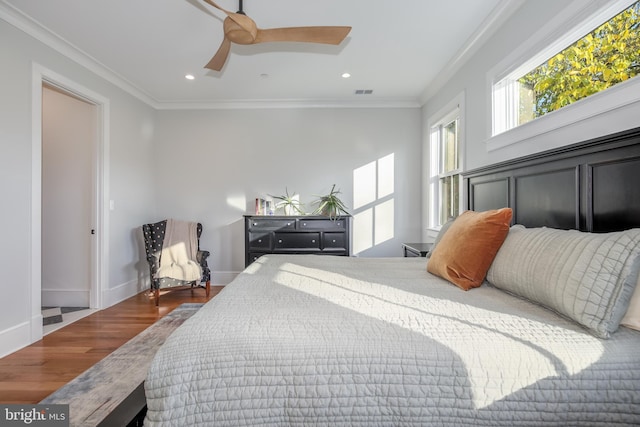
xmin=185 ymin=74 xmax=195 ymax=80
xmin=342 ymin=72 xmax=351 ymax=79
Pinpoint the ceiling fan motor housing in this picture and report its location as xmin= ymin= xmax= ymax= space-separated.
xmin=224 ymin=15 xmax=258 ymax=44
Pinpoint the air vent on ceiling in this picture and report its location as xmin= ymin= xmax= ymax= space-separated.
xmin=354 ymin=89 xmax=373 ymax=95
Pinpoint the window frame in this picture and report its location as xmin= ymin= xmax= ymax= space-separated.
xmin=486 ymin=0 xmax=640 ymax=151
xmin=427 ymin=92 xmax=465 ymax=231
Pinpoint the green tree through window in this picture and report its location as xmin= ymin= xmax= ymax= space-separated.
xmin=519 ymin=1 xmax=640 ymax=118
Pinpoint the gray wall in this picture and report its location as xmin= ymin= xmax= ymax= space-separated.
xmin=3 ymin=0 xmax=640 ymax=357
xmin=153 ymin=108 xmax=423 ymax=281
xmin=0 ymin=15 xmax=422 ymax=357
xmin=0 ymin=19 xmax=157 ymax=356
xmin=421 ymin=0 xmax=640 ymax=240
xmin=423 ymin=0 xmax=640 ymax=171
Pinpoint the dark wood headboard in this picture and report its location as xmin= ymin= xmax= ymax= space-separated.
xmin=463 ymin=127 xmax=640 ymax=233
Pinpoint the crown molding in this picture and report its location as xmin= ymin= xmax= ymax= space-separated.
xmin=1 ymin=1 xmax=422 ymax=111
xmin=0 ymin=1 xmax=159 ymax=107
xmin=154 ymin=98 xmax=421 ymax=110
xmin=418 ymin=0 xmax=526 ymax=106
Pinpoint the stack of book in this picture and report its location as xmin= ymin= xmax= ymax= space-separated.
xmin=255 ymin=198 xmax=273 ymax=215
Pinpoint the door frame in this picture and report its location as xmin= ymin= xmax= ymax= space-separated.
xmin=30 ymin=63 xmax=110 ymax=342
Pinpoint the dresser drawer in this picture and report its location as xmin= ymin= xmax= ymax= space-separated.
xmin=247 ymin=252 xmax=268 ymax=264
xmin=298 ymin=218 xmax=347 ymax=231
xmin=244 ymin=215 xmax=350 ymax=266
xmin=323 ymin=232 xmax=346 ymax=249
xmin=274 ymin=232 xmax=321 ymax=249
xmin=248 ymin=218 xmax=295 ymax=230
xmin=248 ymin=232 xmax=271 ymax=250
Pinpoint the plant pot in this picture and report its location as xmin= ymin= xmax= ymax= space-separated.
xmin=283 ymin=205 xmax=299 ymax=216
xmin=321 ymin=206 xmax=337 ymax=217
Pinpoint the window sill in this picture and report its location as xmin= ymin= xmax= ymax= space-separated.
xmin=486 ymin=75 xmax=640 ymax=152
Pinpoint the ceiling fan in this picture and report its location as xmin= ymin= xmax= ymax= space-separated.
xmin=202 ymin=0 xmax=352 ymax=71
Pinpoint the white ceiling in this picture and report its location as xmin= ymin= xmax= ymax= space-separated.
xmin=2 ymin=0 xmax=520 ymax=107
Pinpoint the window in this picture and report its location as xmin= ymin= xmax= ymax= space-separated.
xmin=492 ymin=0 xmax=640 ymax=136
xmin=429 ymin=107 xmax=462 ymax=228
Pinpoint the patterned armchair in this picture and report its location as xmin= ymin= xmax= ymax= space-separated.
xmin=142 ymin=219 xmax=211 ymax=306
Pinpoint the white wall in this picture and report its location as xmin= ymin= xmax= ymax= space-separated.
xmin=423 ymin=0 xmax=640 ymax=172
xmin=0 ymin=18 xmax=157 ymax=356
xmin=42 ymin=86 xmax=94 ymax=307
xmin=153 ymin=108 xmax=423 ymax=279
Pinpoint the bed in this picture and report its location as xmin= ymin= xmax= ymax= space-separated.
xmin=144 ymin=128 xmax=640 ymax=426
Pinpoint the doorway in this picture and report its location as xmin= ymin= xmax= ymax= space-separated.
xmin=41 ymin=84 xmax=95 ymax=332
xmin=30 ymin=65 xmax=109 ymax=342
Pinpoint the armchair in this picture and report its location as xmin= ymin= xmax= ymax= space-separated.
xmin=142 ymin=219 xmax=211 ymax=306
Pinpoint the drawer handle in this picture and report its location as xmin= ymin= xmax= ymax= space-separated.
xmin=337 ymin=222 xmax=341 ymax=226
xmin=258 ymin=239 xmax=262 ymax=243
xmin=253 ymin=222 xmax=257 ymax=226
xmin=287 ymin=222 xmax=291 ymax=226
xmin=278 ymin=239 xmax=283 ymax=243
xmin=311 ymin=239 xmax=316 ymax=243
xmin=302 ymin=222 xmax=307 ymax=226
xmin=332 ymin=239 xmax=336 ymax=243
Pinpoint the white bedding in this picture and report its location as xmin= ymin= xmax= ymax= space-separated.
xmin=144 ymin=255 xmax=640 ymax=426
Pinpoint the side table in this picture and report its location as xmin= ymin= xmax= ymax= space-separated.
xmin=402 ymin=242 xmax=433 ymax=257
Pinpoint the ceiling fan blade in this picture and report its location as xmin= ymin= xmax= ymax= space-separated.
xmin=202 ymin=0 xmax=232 ymax=15
xmin=204 ymin=37 xmax=231 ymax=71
xmin=203 ymin=0 xmax=256 ymax=41
xmin=255 ymin=26 xmax=351 ymax=45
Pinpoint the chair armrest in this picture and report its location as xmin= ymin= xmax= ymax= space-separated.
xmin=146 ymin=253 xmax=160 ymax=278
xmin=197 ymin=250 xmax=210 ymax=265
xmin=197 ymin=250 xmax=211 ymax=283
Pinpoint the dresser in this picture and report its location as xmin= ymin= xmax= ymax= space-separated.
xmin=244 ymin=215 xmax=350 ymax=266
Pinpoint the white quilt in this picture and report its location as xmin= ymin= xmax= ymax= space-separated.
xmin=144 ymin=255 xmax=640 ymax=426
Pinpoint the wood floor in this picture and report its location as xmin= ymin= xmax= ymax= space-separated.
xmin=0 ymin=286 xmax=223 ymax=404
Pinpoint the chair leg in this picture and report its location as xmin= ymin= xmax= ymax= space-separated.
xmin=154 ymin=288 xmax=160 ymax=306
xmin=205 ymin=280 xmax=211 ymax=298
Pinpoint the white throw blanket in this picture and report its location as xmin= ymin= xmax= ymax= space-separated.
xmin=156 ymin=219 xmax=201 ymax=283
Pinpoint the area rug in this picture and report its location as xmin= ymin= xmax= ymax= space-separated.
xmin=40 ymin=303 xmax=203 ymax=427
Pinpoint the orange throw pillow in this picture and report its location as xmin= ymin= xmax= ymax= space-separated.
xmin=427 ymin=208 xmax=512 ymax=290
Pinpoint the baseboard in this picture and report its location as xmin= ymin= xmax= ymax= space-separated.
xmin=41 ymin=289 xmax=90 ymax=307
xmin=0 ymin=320 xmax=32 ymax=358
xmin=31 ymin=312 xmax=43 ymax=343
xmin=0 ymin=272 xmax=236 ymax=358
xmin=102 ymin=279 xmax=145 ymax=309
xmin=211 ymin=271 xmax=239 ymax=285
xmin=102 ymin=273 xmax=236 ymax=309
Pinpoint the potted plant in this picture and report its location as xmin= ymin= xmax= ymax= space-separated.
xmin=271 ymin=188 xmax=305 ymax=216
xmin=312 ymin=184 xmax=349 ymax=219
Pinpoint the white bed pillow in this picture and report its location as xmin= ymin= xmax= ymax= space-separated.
xmin=486 ymin=226 xmax=640 ymax=339
xmin=425 ymin=217 xmax=456 ymax=259
xmin=621 ymin=273 xmax=640 ymax=331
